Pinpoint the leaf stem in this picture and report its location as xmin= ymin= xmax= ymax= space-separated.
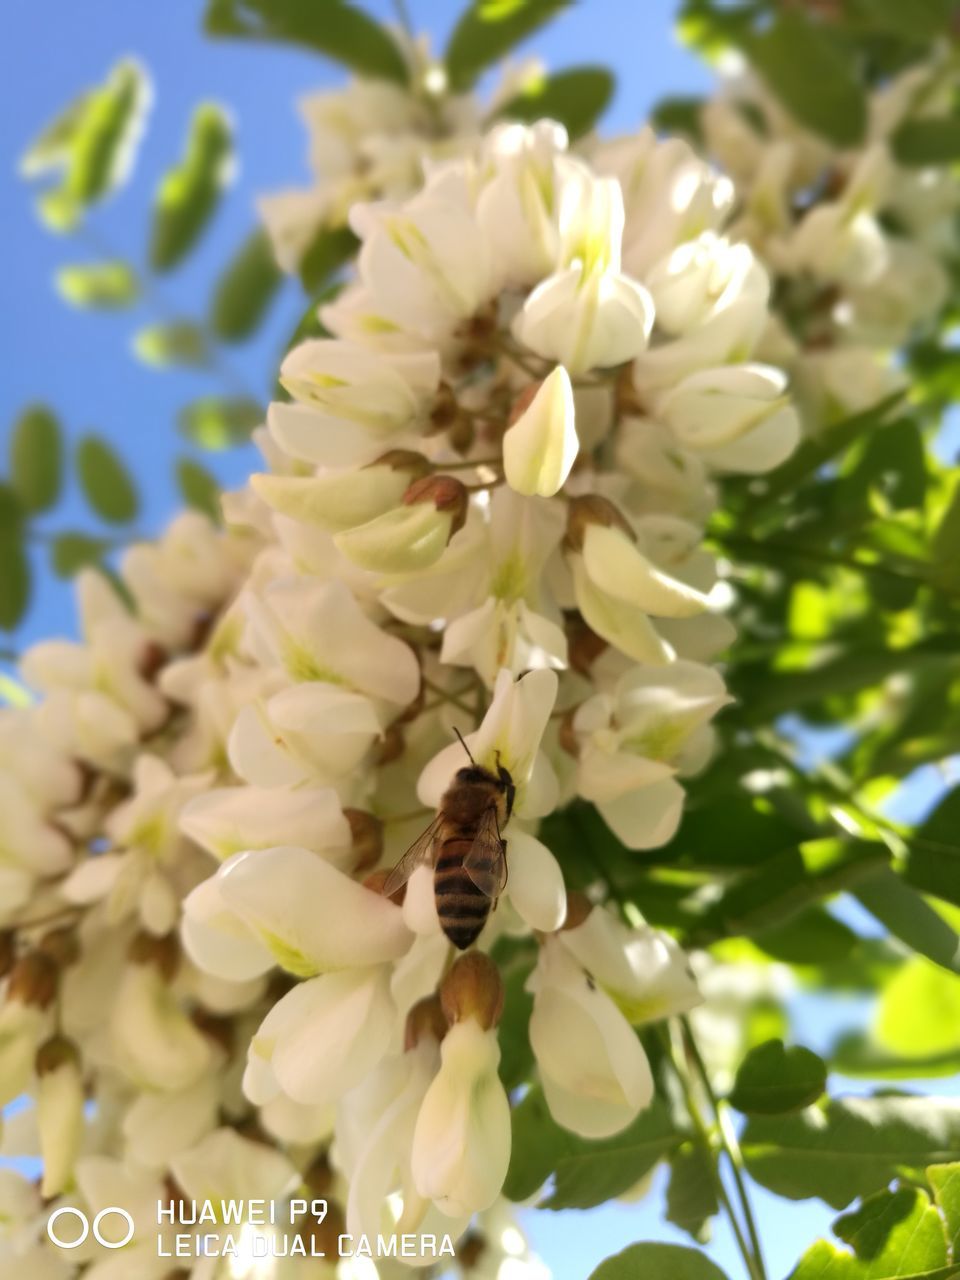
xmin=680 ymin=1017 xmax=768 ymax=1280
xmin=658 ymin=1023 xmax=762 ymax=1280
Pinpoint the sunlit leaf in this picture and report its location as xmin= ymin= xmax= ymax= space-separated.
xmin=133 ymin=321 xmax=210 ymax=369
xmin=178 ymin=396 xmax=262 ymax=450
xmin=927 ymin=1163 xmax=960 ymax=1258
xmin=445 ymin=0 xmax=571 ymax=91
xmin=204 ymin=0 xmax=408 ymax=83
xmin=149 ymin=104 xmax=233 ymax=272
xmin=56 ymin=261 xmax=140 ymax=309
xmin=876 ymin=958 xmax=960 ymax=1059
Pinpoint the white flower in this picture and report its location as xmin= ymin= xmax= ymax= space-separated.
xmin=110 ymin=962 xmax=213 ymax=1093
xmin=36 ymin=1037 xmax=84 ymax=1197
xmin=527 ymin=938 xmax=653 ymax=1139
xmin=181 ymin=784 xmax=353 ymax=863
xmin=411 ymin=1018 xmax=511 ymax=1217
xmin=502 ymin=367 xmax=579 ymax=497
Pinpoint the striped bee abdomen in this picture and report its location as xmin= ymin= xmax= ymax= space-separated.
xmin=434 ymin=835 xmax=491 ymax=950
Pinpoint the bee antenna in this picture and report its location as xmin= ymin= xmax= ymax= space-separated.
xmin=453 ymin=727 xmax=476 ymax=765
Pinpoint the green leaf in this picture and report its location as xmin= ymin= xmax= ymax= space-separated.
xmin=927 ymin=1163 xmax=960 ymax=1257
xmin=496 ymin=67 xmax=614 ymax=140
xmin=0 ymin=486 xmax=30 ymax=631
xmin=133 ymin=322 xmax=210 ymax=369
xmin=790 ymin=1187 xmax=952 ymax=1278
xmin=876 ymin=959 xmax=960 ymax=1060
xmin=176 ymin=458 xmax=221 ymax=522
xmin=504 ymin=1087 xmax=683 ymax=1208
xmin=855 ymin=0 xmax=954 ymax=40
xmin=210 ymin=229 xmax=283 ymax=341
xmin=178 ymin=397 xmax=262 ymax=450
xmin=753 ymin=906 xmax=859 ymax=966
xmin=854 ymin=867 xmax=960 ymax=975
xmin=50 ymin=533 xmax=110 ymax=578
xmin=744 ymin=12 xmax=867 ymax=147
xmin=204 ymin=0 xmax=408 ymax=83
xmin=892 ymin=118 xmax=960 ymax=167
xmin=9 ymin=405 xmax=62 ymax=513
xmin=445 ymin=0 xmax=571 ymax=91
xmin=298 ymin=225 xmax=358 ymax=294
xmin=742 ymin=1095 xmax=960 ymax=1209
xmin=666 ymin=1144 xmax=718 ymax=1242
xmin=907 ymin=787 xmax=960 ymax=910
xmin=730 ymin=1039 xmax=827 ymax=1116
xmin=76 ymin=436 xmax=138 ymax=524
xmin=589 ymin=1243 xmax=730 ymax=1280
xmin=149 ymin=104 xmax=233 ymax=272
xmin=56 ymin=261 xmax=139 ymax=309
xmin=651 ymin=95 xmax=706 ymax=142
xmin=491 ymin=939 xmax=536 ymax=1089
xmin=831 ymin=1032 xmax=960 ymax=1081
xmin=29 ymin=59 xmax=150 ymax=230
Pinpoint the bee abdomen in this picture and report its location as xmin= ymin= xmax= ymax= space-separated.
xmin=435 ymin=839 xmax=490 ymax=950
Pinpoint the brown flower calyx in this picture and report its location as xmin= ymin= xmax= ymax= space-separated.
xmin=427 ymin=382 xmax=460 ymax=432
xmin=367 ymin=449 xmax=432 ymax=482
xmin=567 ymin=616 xmax=608 ymax=676
xmin=457 ymin=1231 xmax=488 ymax=1270
xmin=403 ymin=474 xmax=469 ymax=538
xmin=7 ymin=951 xmax=59 ymax=1009
xmin=557 ymin=708 xmax=581 ymax=760
xmin=362 ymin=867 xmax=405 ymax=906
xmin=564 ymin=494 xmax=635 ymax=554
xmin=404 ymin=994 xmax=448 ymax=1051
xmin=343 ymin=808 xmax=384 ymax=873
xmin=128 ymin=930 xmax=181 ymax=982
xmin=440 ymin=952 xmax=504 ymax=1030
xmin=37 ymin=926 xmax=80 ymax=970
xmin=560 ymin=891 xmax=593 ymax=933
xmin=303 ymin=1200 xmax=346 ymax=1257
xmin=304 ymin=1153 xmax=334 ymax=1198
xmin=138 ymin=641 xmax=170 ymax=683
xmin=0 ymin=931 xmax=15 ymax=980
xmin=191 ymin=1010 xmax=235 ymax=1056
xmin=375 ymin=724 xmax=405 ymax=767
xmin=35 ymin=1033 xmax=81 ymax=1077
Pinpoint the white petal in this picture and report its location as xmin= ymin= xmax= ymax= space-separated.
xmin=506 ymin=831 xmax=567 ymax=932
xmin=503 ymin=367 xmax=579 ymax=497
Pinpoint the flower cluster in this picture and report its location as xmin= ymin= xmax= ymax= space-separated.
xmin=0 ymin=112 xmax=806 ymax=1274
xmin=702 ymin=53 xmax=960 ymax=425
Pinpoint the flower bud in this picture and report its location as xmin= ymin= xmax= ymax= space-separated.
xmin=343 ymin=809 xmax=384 ymax=873
xmin=404 ymin=994 xmax=448 ymax=1050
xmin=129 ymin=930 xmax=181 ymax=982
xmin=440 ymin=952 xmax=504 ymax=1030
xmin=560 ymin=891 xmax=594 ymax=932
xmin=503 ymin=366 xmax=579 ymax=497
xmin=7 ymin=952 xmax=59 ymax=1009
xmin=334 ymin=475 xmax=468 ymax=574
xmin=36 ymin=1034 xmax=84 ymax=1198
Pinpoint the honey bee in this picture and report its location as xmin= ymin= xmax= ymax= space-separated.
xmin=383 ymin=731 xmax=513 ymax=950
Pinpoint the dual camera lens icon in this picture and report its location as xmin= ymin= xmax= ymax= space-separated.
xmin=47 ymin=1206 xmax=135 ymax=1250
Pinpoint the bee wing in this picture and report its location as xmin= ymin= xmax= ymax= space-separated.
xmin=463 ymin=805 xmax=508 ymax=899
xmin=382 ymin=814 xmax=444 ymax=898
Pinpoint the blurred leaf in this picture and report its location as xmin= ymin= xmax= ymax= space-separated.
xmin=504 ymin=1087 xmax=682 ymax=1208
xmin=665 ymin=1145 xmax=718 ymax=1242
xmin=854 ymin=867 xmax=960 ymax=975
xmin=589 ymin=1243 xmax=730 ymax=1280
xmin=744 ymin=12 xmax=866 ymax=147
xmin=56 ymin=261 xmax=139 ymax=308
xmin=9 ymin=404 xmax=62 ymax=513
xmin=496 ymin=66 xmax=614 ymax=139
xmin=875 ymin=958 xmax=960 ymax=1059
xmin=134 ymin=321 xmax=210 ymax=369
xmin=729 ymin=1039 xmax=827 ymax=1115
xmin=927 ymin=1164 xmax=960 ymax=1257
xmin=855 ymin=0 xmax=954 ymax=40
xmin=298 ymin=225 xmax=357 ymax=295
xmin=178 ymin=396 xmax=262 ymax=449
xmin=831 ymin=1031 xmax=960 ymax=1080
xmin=0 ymin=486 xmax=30 ymax=631
xmin=210 ymin=228 xmax=283 ymax=341
xmin=445 ymin=0 xmax=571 ymax=91
xmin=892 ymin=118 xmax=960 ymax=167
xmin=32 ymin=59 xmax=150 ymax=231
xmin=753 ymin=906 xmax=859 ymax=966
xmin=204 ymin=0 xmax=408 ymax=82
xmin=76 ymin=435 xmax=138 ymax=524
xmin=20 ymin=90 xmax=95 ymax=178
xmin=791 ymin=1187 xmax=951 ymax=1280
xmin=50 ymin=532 xmax=110 ymax=578
xmin=651 ymin=95 xmax=706 ymax=142
xmin=742 ymin=1095 xmax=960 ymax=1209
xmin=0 ymin=673 xmax=32 ymax=708
xmin=491 ymin=938 xmax=536 ymax=1089
xmin=176 ymin=457 xmax=221 ymax=521
xmin=149 ymin=104 xmax=233 ymax=272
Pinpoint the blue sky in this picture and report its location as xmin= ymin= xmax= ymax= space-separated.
xmin=0 ymin=4 xmax=946 ymax=1279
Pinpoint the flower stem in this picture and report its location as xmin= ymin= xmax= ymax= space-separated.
xmin=658 ymin=1023 xmax=762 ymax=1280
xmin=680 ymin=1017 xmax=767 ymax=1280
